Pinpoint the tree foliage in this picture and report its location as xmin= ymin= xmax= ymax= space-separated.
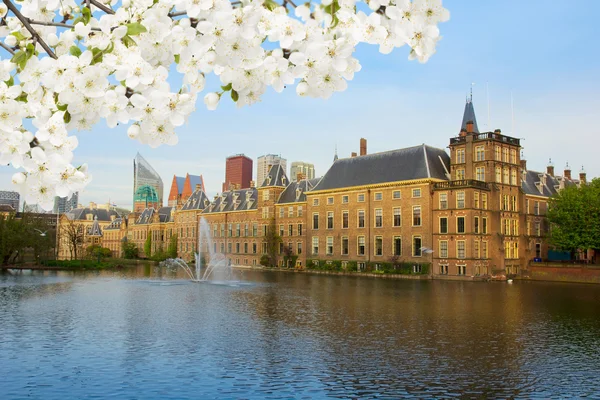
xmin=61 ymin=218 xmax=85 ymax=260
xmin=264 ymin=217 xmax=282 ymax=267
xmin=144 ymin=232 xmax=152 ymax=258
xmin=167 ymin=234 xmax=178 ymax=259
xmin=0 ymin=212 xmax=54 ymax=264
xmin=547 ymin=178 xmax=600 ymax=252
xmin=122 ymin=241 xmax=138 ymax=259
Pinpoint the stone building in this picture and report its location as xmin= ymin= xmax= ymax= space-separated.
xmin=58 ymin=206 xmax=119 ymax=260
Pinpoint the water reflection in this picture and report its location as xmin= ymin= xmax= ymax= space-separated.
xmin=1 ymin=268 xmax=600 ymax=398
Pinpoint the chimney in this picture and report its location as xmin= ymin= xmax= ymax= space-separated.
xmin=520 ymin=159 xmax=527 ymax=172
xmin=360 ymin=138 xmax=367 ymax=156
xmin=195 ymin=184 xmax=201 ymax=191
xmin=466 ymin=121 xmax=474 ymax=133
xmin=459 ymin=129 xmax=467 ymax=137
xmin=546 ymin=158 xmax=554 ymax=177
xmin=579 ymin=167 xmax=587 ymax=185
xmin=563 ymin=163 xmax=572 ymax=180
xmin=351 ymin=152 xmax=357 ymax=158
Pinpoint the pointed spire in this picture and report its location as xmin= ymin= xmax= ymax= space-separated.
xmin=333 ymin=144 xmax=338 ymax=162
xmin=461 ymin=95 xmax=479 ymax=133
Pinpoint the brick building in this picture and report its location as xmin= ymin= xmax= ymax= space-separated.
xmin=168 ymin=174 xmax=205 ymax=207
xmin=222 ymin=154 xmax=253 ymax=192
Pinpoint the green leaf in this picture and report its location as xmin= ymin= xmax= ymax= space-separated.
xmin=121 ymin=35 xmax=137 ymax=48
xmin=221 ymin=83 xmax=232 ymax=91
xmin=15 ymin=93 xmax=27 ymax=102
xmin=81 ymin=7 xmax=92 ymax=25
xmin=63 ymin=111 xmax=71 ymax=124
xmin=90 ymin=47 xmax=103 ymax=64
xmin=231 ymin=89 xmax=239 ymax=102
xmin=10 ymin=50 xmax=28 ymax=71
xmin=11 ymin=32 xmax=25 ymax=41
xmin=263 ymin=0 xmax=279 ymax=11
xmin=56 ymin=103 xmax=68 ymax=112
xmin=174 ymin=54 xmax=180 ymax=64
xmin=69 ymin=46 xmax=82 ymax=57
xmin=126 ymin=22 xmax=148 ymax=36
xmin=4 ymin=76 xmax=14 ymax=87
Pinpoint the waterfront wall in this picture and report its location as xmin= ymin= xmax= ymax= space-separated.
xmin=526 ymin=263 xmax=600 ymax=284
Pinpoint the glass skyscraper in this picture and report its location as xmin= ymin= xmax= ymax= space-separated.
xmin=133 ymin=153 xmax=164 ymax=212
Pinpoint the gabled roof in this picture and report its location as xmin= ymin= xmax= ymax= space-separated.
xmin=521 ymin=170 xmax=578 ymax=198
xmin=87 ymin=217 xmax=103 ymax=237
xmin=461 ymin=99 xmax=479 ymax=133
xmin=313 ymin=144 xmax=450 ymax=192
xmin=187 ymin=175 xmax=204 ymax=190
xmin=104 ymin=217 xmax=123 ymax=230
xmin=157 ymin=206 xmax=174 ymax=223
xmin=181 ymin=189 xmax=210 ymax=211
xmin=203 ymin=188 xmax=258 ymax=214
xmin=175 ymin=176 xmax=185 ymax=193
xmin=261 ymin=164 xmax=288 ymax=187
xmin=278 ymin=178 xmax=321 ymax=204
xmin=66 ymin=208 xmax=119 ymax=222
xmin=135 ymin=208 xmax=155 ymax=224
xmin=135 ymin=207 xmax=174 ymax=224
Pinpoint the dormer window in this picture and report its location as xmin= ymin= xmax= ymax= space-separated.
xmin=246 ymin=191 xmax=252 ymax=202
xmin=266 ymin=176 xmax=272 ymax=186
xmin=234 ymin=200 xmax=241 ymax=210
xmin=220 ymin=202 xmax=227 ymax=212
xmin=203 ymin=199 xmax=209 ymax=208
xmin=281 ymin=176 xmax=286 ymax=186
xmin=247 ymin=200 xmax=254 ymax=210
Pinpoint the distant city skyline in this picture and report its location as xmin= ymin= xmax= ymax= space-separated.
xmin=0 ymin=0 xmax=598 ymax=208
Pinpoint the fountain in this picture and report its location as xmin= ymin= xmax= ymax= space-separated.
xmin=162 ymin=217 xmax=238 ymax=284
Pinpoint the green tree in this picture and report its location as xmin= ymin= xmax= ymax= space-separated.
xmin=122 ymin=241 xmax=139 ymax=259
xmin=547 ymin=178 xmax=600 ymax=254
xmin=264 ymin=217 xmax=282 ymax=267
xmin=167 ymin=233 xmax=178 ymax=259
xmin=144 ymin=232 xmax=152 ymax=258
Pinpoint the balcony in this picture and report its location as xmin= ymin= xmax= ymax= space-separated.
xmin=434 ymin=180 xmax=490 ymax=191
xmin=450 ymin=132 xmax=521 ymax=146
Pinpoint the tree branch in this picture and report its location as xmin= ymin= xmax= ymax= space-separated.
xmin=2 ymin=0 xmax=57 ymax=59
xmin=0 ymin=41 xmax=15 ymax=55
xmin=28 ymin=18 xmax=102 ymax=31
xmin=89 ymin=0 xmax=115 ymax=15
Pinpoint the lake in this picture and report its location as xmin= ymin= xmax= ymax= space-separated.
xmin=2 ymin=267 xmax=600 ymax=399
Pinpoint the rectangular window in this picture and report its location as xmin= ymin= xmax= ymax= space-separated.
xmin=358 ymin=236 xmax=365 ymax=255
xmin=456 ymin=148 xmax=465 ymax=163
xmin=413 ymin=236 xmax=422 ymax=257
xmin=393 ymin=237 xmax=402 ymax=256
xmin=253 ymin=223 xmax=258 ymax=237
xmin=535 ymin=221 xmax=541 ymax=236
xmin=375 ymin=209 xmax=383 ymax=227
xmin=326 ymin=237 xmax=333 ymax=255
xmin=227 ymin=243 xmax=232 ymax=254
xmin=298 ymin=223 xmax=302 ymax=236
xmin=474 ymin=240 xmax=480 ymax=259
xmin=412 ymin=188 xmax=421 ymax=198
xmin=297 ymin=242 xmax=302 ymax=255
xmin=440 ymin=217 xmax=448 ymax=234
xmin=374 ymin=192 xmax=383 ymax=201
xmin=342 ymin=211 xmax=349 ymax=229
xmin=439 ymin=240 xmax=448 ymax=258
xmin=279 ymin=208 xmax=284 ymax=218
xmin=252 ymin=243 xmax=257 ymax=254
xmin=503 ymin=148 xmax=509 ymax=163
xmin=341 ymin=237 xmax=349 ymax=255
xmin=510 ymin=149 xmax=517 ymax=164
xmin=503 ymin=168 xmax=509 ymax=184
xmin=244 ymin=243 xmax=248 ymax=254
xmin=312 ymin=213 xmax=319 ymax=230
xmin=313 ymin=198 xmax=319 ymax=206
xmin=228 ymin=224 xmax=233 ymax=237
xmin=357 ymin=194 xmax=365 ymax=202
xmin=474 ymin=192 xmax=480 ymax=209
xmin=244 ymin=224 xmax=249 ymax=237
xmin=534 ymin=201 xmax=539 ymax=215
xmin=280 ymin=225 xmax=285 ymax=237
xmin=511 ymin=169 xmax=517 ymax=186
xmin=482 ymin=193 xmax=488 ymax=210
xmin=457 ymin=191 xmax=465 ymax=209
xmin=312 ymin=237 xmax=319 ymax=255
xmin=474 ymin=216 xmax=480 ymax=234
xmin=456 ymin=169 xmax=465 ymax=180
xmin=475 ymin=146 xmax=485 ymax=161
xmin=327 ymin=211 xmax=334 ymax=229
xmin=358 ymin=210 xmax=365 ymax=228
xmin=482 ymin=241 xmax=488 ymax=258
xmin=457 ymin=241 xmax=466 ymax=259
xmin=439 ymin=193 xmax=448 ymax=210
xmin=375 ymin=237 xmax=383 ymax=256
xmin=236 ymin=224 xmax=240 ymax=237
xmin=476 ymin=167 xmax=485 ymax=182
xmin=393 ymin=191 xmax=401 ymax=199
xmin=262 ymin=207 xmax=269 ymax=219
xmin=263 ymin=190 xmax=270 ymax=201
xmin=535 ymin=243 xmax=541 ymax=258
xmin=235 ymin=243 xmax=240 ymax=253
xmin=511 ymin=196 xmax=518 ymax=212
xmin=413 ymin=206 xmax=421 ymax=226
xmin=288 ymin=206 xmax=294 ymax=217
xmin=298 ymin=206 xmax=303 ymax=217
xmin=457 ymin=216 xmax=465 ymax=233
xmin=458 ymin=265 xmax=466 ymax=275
xmin=496 ymin=167 xmax=502 ymax=183
xmin=393 ymin=208 xmax=401 ymax=227
xmin=288 ymin=224 xmax=293 ymax=237
xmin=495 ymin=146 xmax=501 ymax=161
xmin=327 ymin=197 xmax=334 ymax=205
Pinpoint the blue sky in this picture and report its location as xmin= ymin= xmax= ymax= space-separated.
xmin=2 ymin=0 xmax=599 ymax=209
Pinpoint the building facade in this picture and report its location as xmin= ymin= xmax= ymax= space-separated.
xmin=133 ymin=153 xmax=164 ymax=212
xmin=168 ymin=174 xmax=205 ymax=207
xmin=257 ymin=154 xmax=286 ymax=187
xmin=290 ymin=161 xmax=315 ymax=181
xmin=53 ymin=192 xmax=79 ymax=214
xmin=0 ymin=190 xmax=19 ymax=211
xmin=223 ymin=154 xmax=253 ymax=192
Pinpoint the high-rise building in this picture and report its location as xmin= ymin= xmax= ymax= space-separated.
xmin=290 ymin=161 xmax=315 ymax=181
xmin=257 ymin=154 xmax=286 ymax=187
xmin=0 ymin=190 xmax=19 ymax=211
xmin=223 ymin=154 xmax=253 ymax=192
xmin=53 ymin=192 xmax=79 ymax=214
xmin=133 ymin=153 xmax=164 ymax=212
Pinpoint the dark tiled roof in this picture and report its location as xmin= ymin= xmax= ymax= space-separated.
xmin=104 ymin=217 xmax=123 ymax=230
xmin=181 ymin=189 xmax=210 ymax=211
xmin=67 ymin=208 xmax=119 ymax=222
xmin=135 ymin=207 xmax=174 ymax=224
xmin=313 ymin=144 xmax=450 ymax=192
xmin=87 ymin=217 xmax=102 ymax=236
xmin=461 ymin=100 xmax=479 ymax=133
xmin=521 ymin=170 xmax=578 ymax=197
xmin=203 ymin=188 xmax=258 ymax=214
xmin=261 ymin=164 xmax=288 ymax=187
xmin=157 ymin=207 xmax=174 ymax=223
xmin=278 ymin=178 xmax=321 ymax=204
xmin=136 ymin=208 xmax=154 ymax=224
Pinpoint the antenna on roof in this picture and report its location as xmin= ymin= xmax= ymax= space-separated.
xmin=470 ymin=82 xmax=475 ymax=102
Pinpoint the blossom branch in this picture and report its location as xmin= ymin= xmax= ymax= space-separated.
xmin=89 ymin=0 xmax=115 ymax=15
xmin=0 ymin=40 xmax=15 ymax=55
xmin=27 ymin=19 xmax=102 ymax=32
xmin=2 ymin=0 xmax=57 ymax=59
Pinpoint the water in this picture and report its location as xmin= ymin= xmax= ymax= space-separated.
xmin=2 ymin=268 xmax=600 ymax=399
xmin=162 ymin=217 xmax=234 ymax=282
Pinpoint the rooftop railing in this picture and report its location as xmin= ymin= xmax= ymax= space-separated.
xmin=434 ymin=180 xmax=490 ymax=191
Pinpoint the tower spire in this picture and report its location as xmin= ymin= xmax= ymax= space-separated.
xmin=460 ymin=93 xmax=479 ymax=133
xmin=333 ymin=144 xmax=338 ymax=162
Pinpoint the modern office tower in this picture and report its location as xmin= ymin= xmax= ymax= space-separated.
xmin=53 ymin=192 xmax=79 ymax=214
xmin=133 ymin=153 xmax=164 ymax=212
xmin=290 ymin=161 xmax=315 ymax=181
xmin=223 ymin=154 xmax=253 ymax=192
xmin=0 ymin=190 xmax=19 ymax=210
